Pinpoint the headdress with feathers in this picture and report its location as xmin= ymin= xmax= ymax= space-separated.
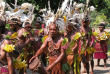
xmin=61 ymin=0 xmax=95 ymax=27
xmin=0 ymin=0 xmax=6 ymax=21
xmin=4 ymin=0 xmax=35 ymax=27
xmin=40 ymin=0 xmax=95 ymax=32
xmin=40 ymin=0 xmax=69 ymax=32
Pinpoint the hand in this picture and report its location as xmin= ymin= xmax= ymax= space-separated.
xmin=97 ymin=39 xmax=100 ymax=43
xmin=46 ymin=65 xmax=53 ymax=71
xmin=29 ymin=56 xmax=38 ymax=63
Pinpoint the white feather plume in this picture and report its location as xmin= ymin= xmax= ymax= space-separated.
xmin=75 ymin=3 xmax=85 ymax=9
xmin=61 ymin=0 xmax=69 ymax=12
xmin=0 ymin=0 xmax=5 ymax=17
xmin=41 ymin=0 xmax=95 ymax=32
xmin=55 ymin=18 xmax=65 ymax=31
xmin=5 ymin=2 xmax=35 ymax=26
xmin=89 ymin=6 xmax=95 ymax=11
xmin=41 ymin=0 xmax=69 ymax=32
xmin=21 ymin=3 xmax=33 ymax=11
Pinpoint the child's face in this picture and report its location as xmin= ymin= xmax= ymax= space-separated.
xmin=99 ymin=26 xmax=104 ymax=32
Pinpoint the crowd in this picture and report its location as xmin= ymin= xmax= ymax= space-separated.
xmin=0 ymin=0 xmax=110 ymax=74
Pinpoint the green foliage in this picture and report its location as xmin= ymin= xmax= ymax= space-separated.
xmin=93 ymin=13 xmax=107 ymax=26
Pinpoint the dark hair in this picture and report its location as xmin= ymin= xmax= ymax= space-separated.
xmin=0 ymin=20 xmax=6 ymax=34
xmin=99 ymin=23 xmax=105 ymax=29
xmin=11 ymin=18 xmax=19 ymax=22
xmin=25 ymin=22 xmax=30 ymax=26
xmin=9 ymin=18 xmax=22 ymax=27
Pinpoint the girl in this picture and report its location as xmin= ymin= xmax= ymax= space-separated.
xmin=94 ymin=23 xmax=108 ymax=67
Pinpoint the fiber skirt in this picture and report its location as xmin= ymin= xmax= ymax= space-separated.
xmin=94 ymin=42 xmax=107 ymax=59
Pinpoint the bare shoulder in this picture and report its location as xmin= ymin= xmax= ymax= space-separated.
xmin=1 ymin=40 xmax=9 ymax=50
xmin=3 ymin=40 xmax=10 ymax=45
xmin=17 ymin=28 xmax=26 ymax=37
xmin=17 ymin=28 xmax=25 ymax=33
xmin=59 ymin=34 xmax=65 ymax=42
xmin=44 ymin=36 xmax=51 ymax=42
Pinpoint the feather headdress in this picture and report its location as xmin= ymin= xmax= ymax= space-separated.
xmin=0 ymin=0 xmax=6 ymax=21
xmin=40 ymin=0 xmax=95 ymax=32
xmin=40 ymin=0 xmax=69 ymax=32
xmin=61 ymin=0 xmax=95 ymax=27
xmin=5 ymin=0 xmax=35 ymax=26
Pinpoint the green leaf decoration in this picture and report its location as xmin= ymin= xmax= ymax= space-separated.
xmin=62 ymin=38 xmax=68 ymax=46
xmin=74 ymin=55 xmax=77 ymax=74
xmin=62 ymin=63 xmax=70 ymax=72
xmin=77 ymin=60 xmax=80 ymax=74
xmin=66 ymin=47 xmax=72 ymax=55
xmin=6 ymin=24 xmax=10 ymax=30
xmin=41 ymin=35 xmax=48 ymax=43
xmin=5 ymin=35 xmax=11 ymax=39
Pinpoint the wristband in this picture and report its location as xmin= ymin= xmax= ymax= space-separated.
xmin=35 ymin=55 xmax=38 ymax=57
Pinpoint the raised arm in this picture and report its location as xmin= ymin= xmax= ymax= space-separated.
xmin=17 ymin=28 xmax=36 ymax=48
xmin=29 ymin=37 xmax=48 ymax=63
xmin=35 ymin=37 xmax=48 ymax=57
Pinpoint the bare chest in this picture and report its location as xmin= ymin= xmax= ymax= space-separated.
xmin=47 ymin=39 xmax=62 ymax=56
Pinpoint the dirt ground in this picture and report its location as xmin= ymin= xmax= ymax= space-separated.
xmin=81 ymin=28 xmax=110 ymax=74
xmin=81 ymin=56 xmax=110 ymax=74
